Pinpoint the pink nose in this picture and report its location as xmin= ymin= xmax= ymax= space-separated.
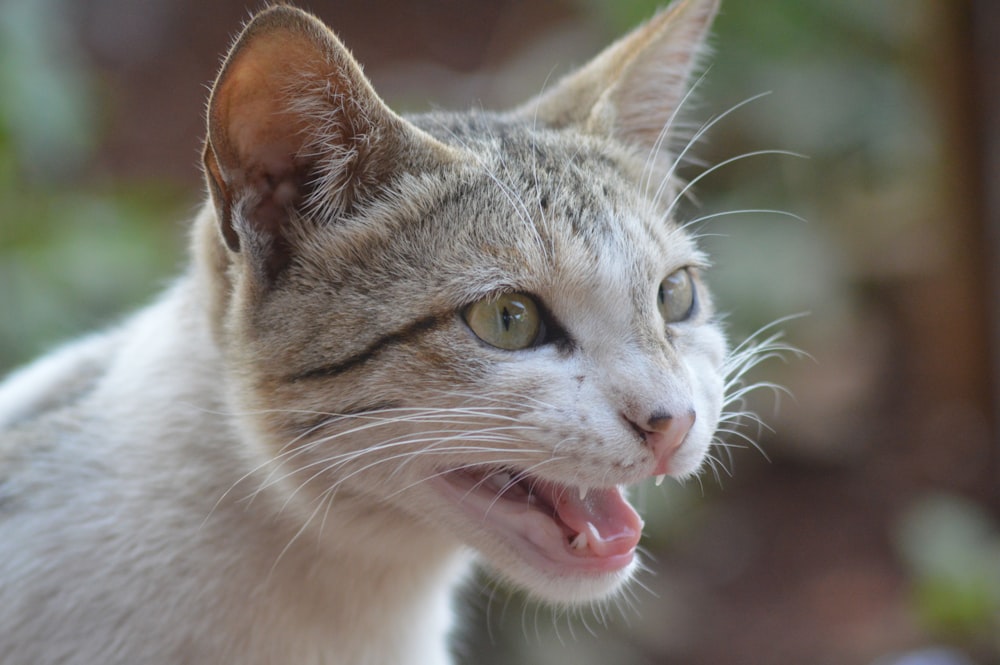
xmin=632 ymin=411 xmax=695 ymax=477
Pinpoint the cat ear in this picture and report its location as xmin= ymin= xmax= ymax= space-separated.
xmin=203 ymin=5 xmax=448 ymax=279
xmin=519 ymin=0 xmax=718 ymax=156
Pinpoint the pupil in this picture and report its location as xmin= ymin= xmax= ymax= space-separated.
xmin=501 ymin=306 xmax=511 ymax=331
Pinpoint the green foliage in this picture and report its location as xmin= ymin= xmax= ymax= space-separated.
xmin=0 ymin=0 xmax=97 ymax=177
xmin=896 ymin=493 xmax=1000 ymax=650
xmin=0 ymin=185 xmax=186 ymax=370
xmin=573 ymin=0 xmax=663 ymax=34
xmin=0 ymin=0 xmax=188 ymax=372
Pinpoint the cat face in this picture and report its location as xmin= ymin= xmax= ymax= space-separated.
xmin=406 ymin=125 xmax=727 ymax=600
xmin=203 ymin=0 xmax=725 ymax=603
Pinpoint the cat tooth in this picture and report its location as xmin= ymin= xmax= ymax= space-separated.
xmin=492 ymin=471 xmax=513 ymax=491
xmin=654 ymin=474 xmax=666 ymax=487
xmin=578 ymin=486 xmax=587 ymax=501
xmin=570 ymin=531 xmax=588 ymax=551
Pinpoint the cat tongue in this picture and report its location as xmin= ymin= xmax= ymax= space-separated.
xmin=535 ymin=481 xmax=643 ymax=557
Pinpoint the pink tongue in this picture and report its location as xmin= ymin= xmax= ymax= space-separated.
xmin=538 ymin=483 xmax=644 ymax=557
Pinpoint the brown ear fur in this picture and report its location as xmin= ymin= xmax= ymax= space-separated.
xmin=203 ymin=5 xmax=420 ymax=280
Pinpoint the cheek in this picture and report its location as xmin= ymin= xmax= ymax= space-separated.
xmin=501 ymin=361 xmax=621 ymax=451
xmin=666 ymin=347 xmax=726 ymax=476
xmin=681 ymin=326 xmax=728 ymax=413
xmin=684 ymin=346 xmax=725 ymax=433
xmin=697 ymin=363 xmax=726 ymax=420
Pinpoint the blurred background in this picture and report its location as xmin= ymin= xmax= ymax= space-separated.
xmin=1 ymin=0 xmax=997 ymax=663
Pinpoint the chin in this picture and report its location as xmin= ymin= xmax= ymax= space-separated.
xmin=489 ymin=549 xmax=641 ymax=606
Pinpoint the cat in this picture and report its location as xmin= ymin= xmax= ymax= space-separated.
xmin=0 ymin=0 xmax=756 ymax=662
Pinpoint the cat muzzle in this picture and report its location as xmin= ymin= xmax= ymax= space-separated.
xmin=433 ymin=466 xmax=644 ymax=575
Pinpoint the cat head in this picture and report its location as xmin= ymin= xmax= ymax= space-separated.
xmin=202 ymin=0 xmax=724 ymax=604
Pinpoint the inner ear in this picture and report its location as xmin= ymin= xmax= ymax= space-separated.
xmin=203 ymin=109 xmax=312 ymax=256
xmin=202 ymin=6 xmax=421 ymax=282
xmin=205 ymin=16 xmax=325 ymax=255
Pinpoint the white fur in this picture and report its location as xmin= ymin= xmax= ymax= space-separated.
xmin=0 ymin=277 xmax=471 ymax=664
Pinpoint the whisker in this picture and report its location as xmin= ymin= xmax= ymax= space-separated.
xmin=679 ymin=207 xmax=808 ymax=232
xmin=651 ymin=90 xmax=773 ymax=210
xmin=706 ymin=314 xmax=810 ymax=482
xmin=380 ymin=454 xmax=561 ymax=503
xmin=481 ymin=458 xmax=570 ymax=518
xmin=662 ymin=149 xmax=807 ymax=222
xmin=269 ymin=433 xmax=541 ymax=512
xmin=640 ymin=67 xmax=712 ymax=197
xmin=249 ymin=426 xmax=521 ymax=504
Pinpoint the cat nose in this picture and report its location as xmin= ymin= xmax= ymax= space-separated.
xmin=629 ymin=410 xmax=695 ymax=477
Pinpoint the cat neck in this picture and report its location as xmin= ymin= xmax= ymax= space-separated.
xmin=222 ymin=499 xmax=470 ymax=663
xmin=199 ymin=397 xmax=472 ymax=664
xmin=197 ymin=471 xmax=471 ymax=663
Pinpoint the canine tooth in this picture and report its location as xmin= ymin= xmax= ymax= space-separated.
xmin=492 ymin=471 xmax=513 ymax=489
xmin=578 ymin=486 xmax=587 ymax=501
xmin=570 ymin=531 xmax=588 ymax=551
xmin=654 ymin=474 xmax=666 ymax=487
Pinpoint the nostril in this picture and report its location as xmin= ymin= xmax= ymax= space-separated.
xmin=627 ymin=410 xmax=696 ymax=477
xmin=646 ymin=412 xmax=674 ymax=433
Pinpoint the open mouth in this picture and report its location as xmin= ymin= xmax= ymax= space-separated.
xmin=433 ymin=465 xmax=644 ymax=575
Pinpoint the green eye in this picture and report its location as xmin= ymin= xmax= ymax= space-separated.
xmin=657 ymin=268 xmax=695 ymax=323
xmin=464 ymin=293 xmax=543 ymax=350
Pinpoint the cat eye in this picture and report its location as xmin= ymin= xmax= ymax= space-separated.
xmin=464 ymin=293 xmax=544 ymax=350
xmin=657 ymin=268 xmax=696 ymax=323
